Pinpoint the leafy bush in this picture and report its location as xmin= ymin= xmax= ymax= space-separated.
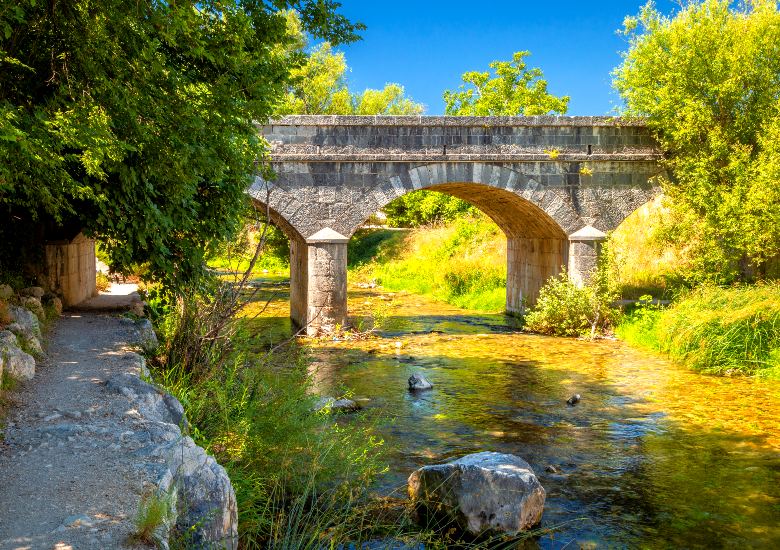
xmin=95 ymin=272 xmax=111 ymax=292
xmin=524 ymin=270 xmax=618 ymax=337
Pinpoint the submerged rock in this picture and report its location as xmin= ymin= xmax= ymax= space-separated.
xmin=566 ymin=394 xmax=581 ymax=406
xmin=408 ymin=451 xmax=545 ymax=535
xmin=408 ymin=373 xmax=433 ymax=391
xmin=313 ymin=396 xmax=361 ymax=413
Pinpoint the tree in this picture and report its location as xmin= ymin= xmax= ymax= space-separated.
xmin=382 ymin=190 xmax=476 ymax=227
xmin=0 ymin=0 xmax=362 ymax=291
xmin=443 ymin=51 xmax=569 ymax=116
xmin=383 ymin=51 xmax=569 ymax=228
xmin=614 ymin=0 xmax=780 ymax=283
xmin=277 ymin=14 xmax=423 ymax=116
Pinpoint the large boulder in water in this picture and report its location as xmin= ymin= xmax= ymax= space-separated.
xmin=408 ymin=373 xmax=433 ymax=391
xmin=408 ymin=451 xmax=545 ymax=535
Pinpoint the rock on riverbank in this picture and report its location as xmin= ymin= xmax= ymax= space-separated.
xmin=408 ymin=451 xmax=545 ymax=535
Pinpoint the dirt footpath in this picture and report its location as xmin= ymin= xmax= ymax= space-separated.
xmin=0 ymin=313 xmax=154 ymax=549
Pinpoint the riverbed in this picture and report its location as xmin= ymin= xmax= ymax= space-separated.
xmin=246 ymin=277 xmax=780 ymax=548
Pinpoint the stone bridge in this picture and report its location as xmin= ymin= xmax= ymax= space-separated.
xmin=250 ymin=115 xmax=662 ymax=334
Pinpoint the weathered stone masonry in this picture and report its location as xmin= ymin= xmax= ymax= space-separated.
xmin=251 ymin=115 xmax=663 ymax=334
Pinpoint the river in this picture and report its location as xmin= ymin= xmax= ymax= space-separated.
xmin=246 ymin=276 xmax=780 ymax=549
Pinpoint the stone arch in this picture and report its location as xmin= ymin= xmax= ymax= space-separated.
xmin=342 ymin=162 xmax=581 ymax=239
xmin=247 ymin=177 xmax=315 ymax=328
xmin=350 ymin=164 xmax=579 ymax=315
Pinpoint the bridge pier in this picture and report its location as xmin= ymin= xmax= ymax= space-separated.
xmin=567 ymin=226 xmax=607 ymax=287
xmin=289 ymin=228 xmax=348 ymax=336
xmin=506 ymin=237 xmax=567 ymax=314
xmin=290 ymin=226 xmax=608 ymax=334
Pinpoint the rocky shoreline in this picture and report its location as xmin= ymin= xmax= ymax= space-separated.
xmin=0 ymin=290 xmax=237 ymax=549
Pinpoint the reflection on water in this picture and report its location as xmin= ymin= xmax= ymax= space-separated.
xmin=245 ymin=278 xmax=780 ymax=549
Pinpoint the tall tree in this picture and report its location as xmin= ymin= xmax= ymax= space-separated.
xmin=614 ymin=0 xmax=780 ymax=283
xmin=0 ymin=0 xmax=362 ymax=291
xmin=278 ymin=14 xmax=423 ymax=116
xmin=443 ymin=51 xmax=569 ymax=116
xmin=383 ymin=51 xmax=570 ymax=228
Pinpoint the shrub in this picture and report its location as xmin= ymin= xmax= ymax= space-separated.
xmin=95 ymin=272 xmax=111 ymax=292
xmin=525 ymin=270 xmax=618 ymax=337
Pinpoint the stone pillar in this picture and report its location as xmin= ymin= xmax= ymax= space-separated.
xmin=506 ymin=237 xmax=567 ymax=314
xmin=567 ymin=225 xmax=607 ymax=287
xmin=44 ymin=232 xmax=97 ymax=307
xmin=289 ymin=235 xmax=309 ymax=330
xmin=289 ymin=228 xmax=348 ymax=336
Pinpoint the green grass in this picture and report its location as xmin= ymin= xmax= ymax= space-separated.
xmin=607 ymin=196 xmax=691 ymax=299
xmin=150 ymin=291 xmax=389 ymax=548
xmin=350 ymin=215 xmax=507 ymax=312
xmin=132 ymin=490 xmax=174 ymax=546
xmin=618 ymin=284 xmax=780 ymax=378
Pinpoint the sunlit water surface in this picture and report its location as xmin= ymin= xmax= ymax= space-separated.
xmin=245 ymin=278 xmax=780 ymax=549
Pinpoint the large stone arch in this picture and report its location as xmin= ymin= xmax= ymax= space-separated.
xmin=353 ymin=163 xmax=577 ymax=316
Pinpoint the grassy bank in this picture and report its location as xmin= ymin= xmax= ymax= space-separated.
xmin=618 ymin=284 xmax=780 ymax=378
xmin=350 ymin=214 xmax=507 ymax=312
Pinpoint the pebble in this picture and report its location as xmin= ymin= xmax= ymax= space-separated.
xmin=43 ymin=413 xmax=62 ymax=422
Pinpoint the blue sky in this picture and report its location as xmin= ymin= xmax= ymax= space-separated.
xmin=333 ymin=1 xmax=678 ymax=116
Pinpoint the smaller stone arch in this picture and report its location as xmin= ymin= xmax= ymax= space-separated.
xmin=247 ymin=177 xmax=316 ymax=329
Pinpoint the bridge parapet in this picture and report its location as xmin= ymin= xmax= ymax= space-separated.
xmin=261 ymin=115 xmax=660 ymax=162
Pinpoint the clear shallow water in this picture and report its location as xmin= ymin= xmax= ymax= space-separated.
xmin=246 ymin=279 xmax=780 ymax=549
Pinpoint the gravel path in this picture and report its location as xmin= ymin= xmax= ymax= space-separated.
xmin=0 ymin=313 xmax=154 ymax=549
